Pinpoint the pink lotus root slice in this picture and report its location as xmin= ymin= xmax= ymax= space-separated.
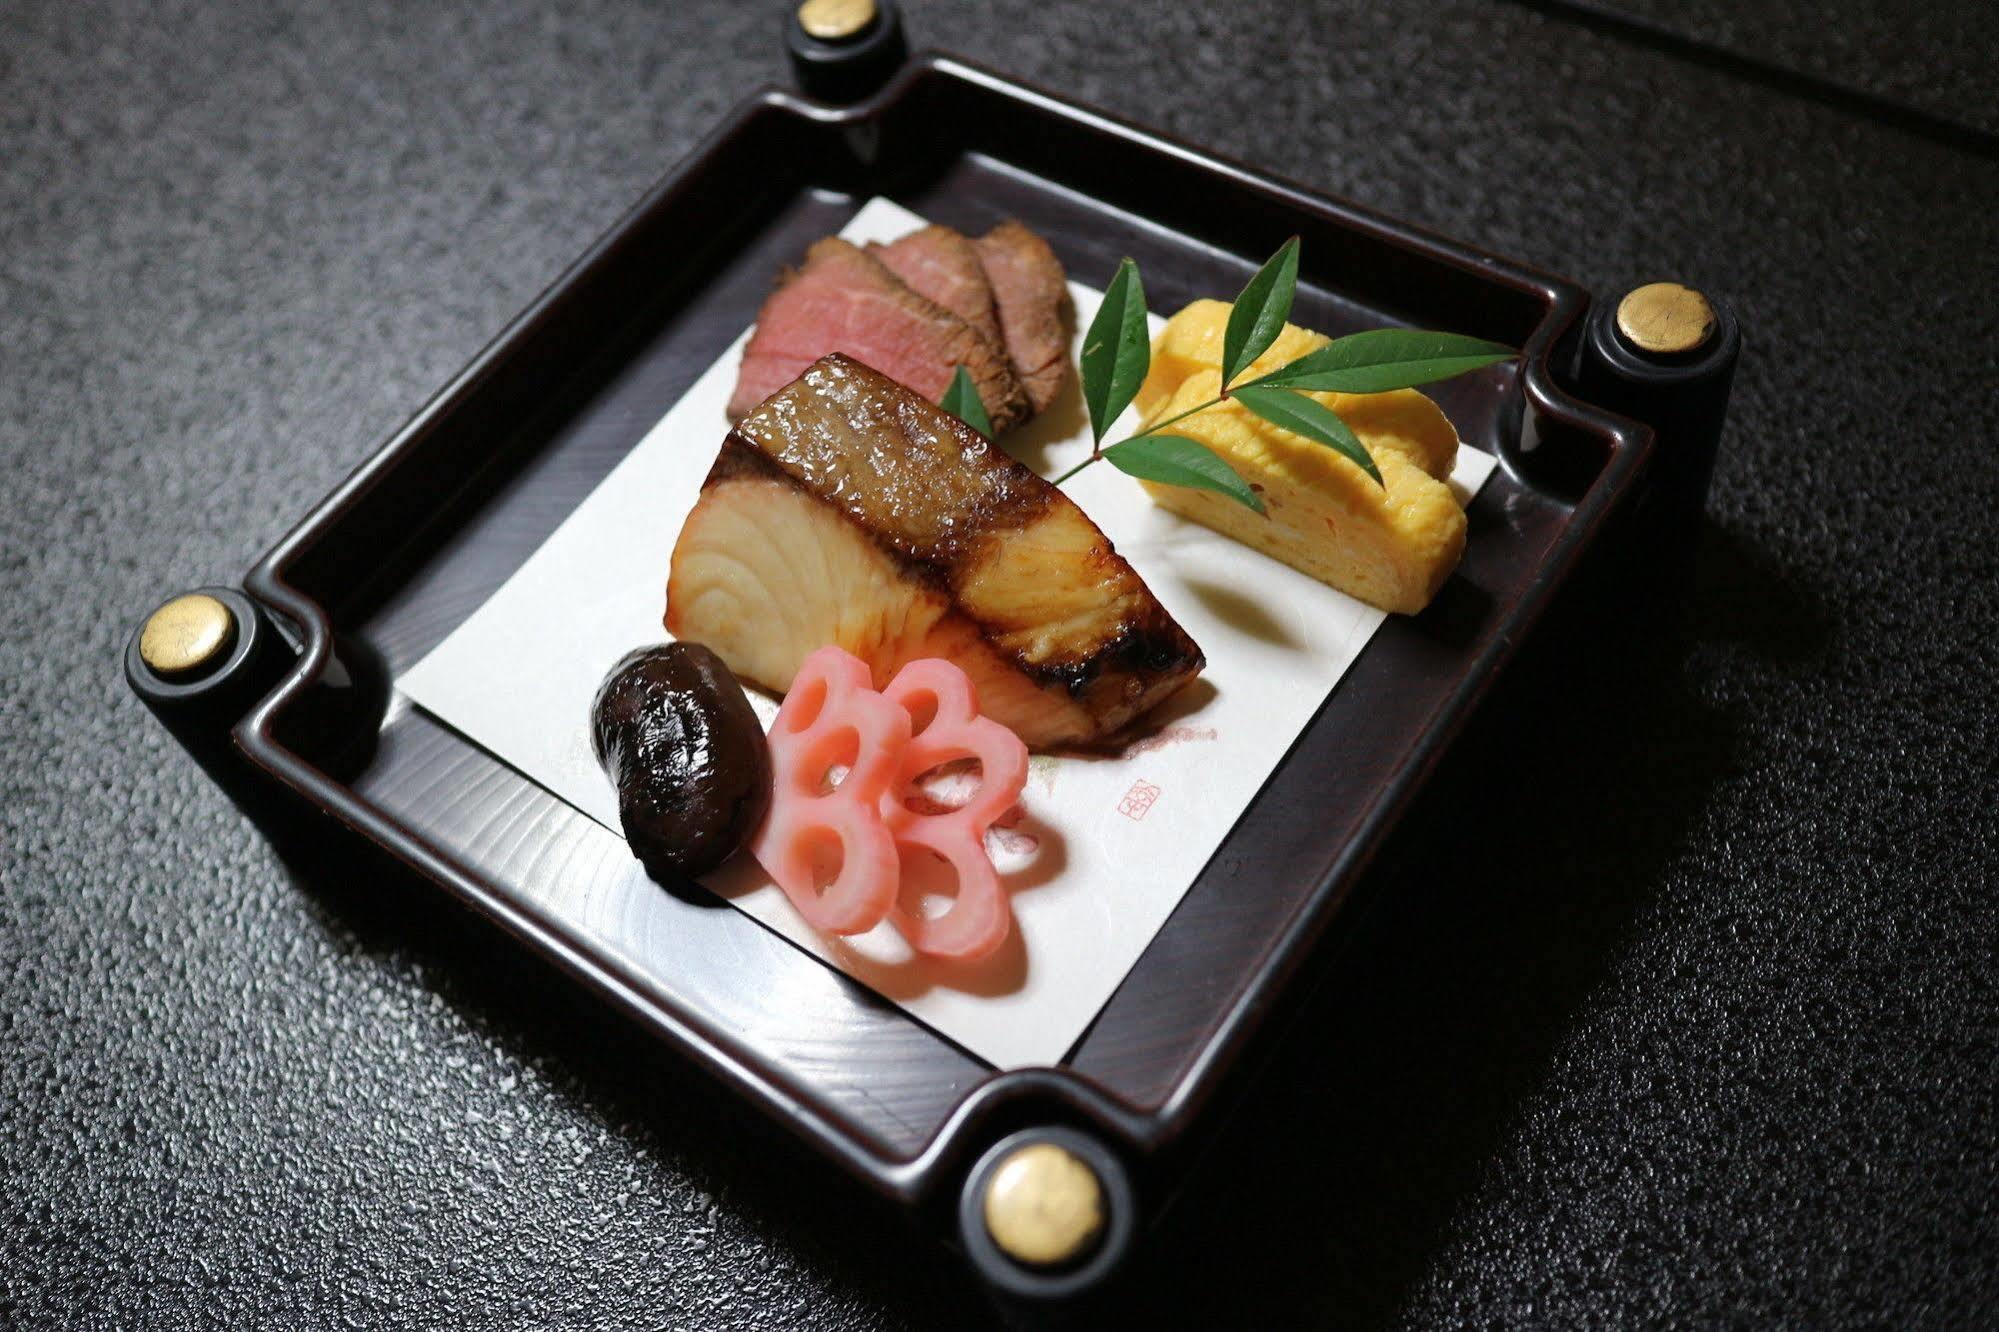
xmin=750 ymin=646 xmax=909 ymax=934
xmin=879 ymin=657 xmax=1029 ymax=962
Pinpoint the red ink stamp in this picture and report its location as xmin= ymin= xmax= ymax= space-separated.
xmin=1118 ymin=780 xmax=1162 ymax=821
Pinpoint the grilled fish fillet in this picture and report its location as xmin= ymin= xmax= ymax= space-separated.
xmin=667 ymin=355 xmax=1203 ymax=748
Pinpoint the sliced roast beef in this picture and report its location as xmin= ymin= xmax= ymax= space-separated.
xmin=976 ymin=220 xmax=1075 ymax=415
xmin=727 ymin=238 xmax=1030 ymax=432
xmin=870 ymin=225 xmax=1008 ymax=352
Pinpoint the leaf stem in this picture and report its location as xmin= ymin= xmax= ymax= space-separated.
xmin=1052 ymin=393 xmax=1231 ymax=488
xmin=1229 ymin=359 xmax=1330 ymax=392
xmin=1051 ymin=454 xmax=1101 ymax=486
xmin=1128 ymin=394 xmax=1226 ymax=441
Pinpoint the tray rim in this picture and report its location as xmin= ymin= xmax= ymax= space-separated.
xmin=232 ymin=52 xmax=1654 ymax=1209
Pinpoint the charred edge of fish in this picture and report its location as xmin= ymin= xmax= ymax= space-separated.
xmin=699 ymin=441 xmax=1200 ymax=704
xmin=1018 ymin=617 xmax=1204 ymax=700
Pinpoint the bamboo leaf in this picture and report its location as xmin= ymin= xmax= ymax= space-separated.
xmin=1102 ymin=435 xmax=1264 ymax=513
xmin=1249 ymin=328 xmax=1513 ymax=394
xmin=1222 ymin=237 xmax=1300 ymax=388
xmin=1230 ymin=385 xmax=1382 ymax=486
xmin=1081 ymin=258 xmax=1151 ymax=443
xmin=938 ymin=364 xmax=991 ymax=438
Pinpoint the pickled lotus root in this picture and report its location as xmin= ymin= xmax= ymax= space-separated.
xmin=750 ymin=646 xmax=910 ymax=934
xmin=879 ymin=658 xmax=1028 ymax=962
xmin=750 ymin=646 xmax=1029 ymax=960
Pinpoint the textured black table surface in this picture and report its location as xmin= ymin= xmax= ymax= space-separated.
xmin=1584 ymin=0 xmax=1997 ymax=136
xmin=4 ymin=1 xmax=1995 ymax=1326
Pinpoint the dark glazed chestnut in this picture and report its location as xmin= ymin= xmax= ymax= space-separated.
xmin=590 ymin=642 xmax=772 ymax=880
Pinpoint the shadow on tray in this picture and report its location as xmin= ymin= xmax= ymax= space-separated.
xmin=246 ymin=796 xmax=989 ymax=1321
xmin=1104 ymin=515 xmax=1831 ymax=1327
xmin=227 ymin=512 xmax=1826 ymax=1328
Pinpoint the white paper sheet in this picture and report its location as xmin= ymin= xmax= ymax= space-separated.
xmin=399 ymin=197 xmax=1497 ymax=1070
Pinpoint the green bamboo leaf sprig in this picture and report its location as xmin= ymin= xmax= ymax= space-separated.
xmin=1039 ymin=239 xmax=1517 ymax=512
xmin=938 ymin=364 xmax=992 ymax=439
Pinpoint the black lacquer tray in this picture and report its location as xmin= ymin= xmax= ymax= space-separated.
xmin=134 ymin=54 xmax=1664 ymax=1300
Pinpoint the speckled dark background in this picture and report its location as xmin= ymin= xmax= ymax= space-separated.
xmin=4 ymin=0 xmax=1995 ymax=1326
xmin=1588 ymin=0 xmax=1996 ymax=135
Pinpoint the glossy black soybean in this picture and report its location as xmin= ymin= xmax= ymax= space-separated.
xmin=591 ymin=643 xmax=771 ymax=880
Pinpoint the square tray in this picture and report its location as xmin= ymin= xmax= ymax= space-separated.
xmin=229 ymin=53 xmax=1647 ymax=1293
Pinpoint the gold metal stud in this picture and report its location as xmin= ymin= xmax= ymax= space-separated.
xmin=1616 ymin=282 xmax=1717 ymax=356
xmin=796 ymin=0 xmax=877 ymax=41
xmin=139 ymin=593 xmax=237 ymax=678
xmin=982 ymin=1142 xmax=1105 ymax=1268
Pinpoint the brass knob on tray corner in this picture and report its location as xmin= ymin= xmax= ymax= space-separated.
xmin=796 ymin=0 xmax=877 ymax=42
xmin=138 ymin=592 xmax=238 ymax=679
xmin=1616 ymin=282 xmax=1717 ymax=357
xmin=981 ymin=1141 xmax=1106 ymax=1269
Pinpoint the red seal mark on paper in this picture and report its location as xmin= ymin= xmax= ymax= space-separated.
xmin=1118 ymin=780 xmax=1162 ymax=821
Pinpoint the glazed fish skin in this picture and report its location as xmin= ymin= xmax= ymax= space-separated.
xmin=726 ymin=237 xmax=1029 ymax=433
xmin=976 ymin=220 xmax=1075 ymax=415
xmin=668 ymin=355 xmax=1203 ymax=749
